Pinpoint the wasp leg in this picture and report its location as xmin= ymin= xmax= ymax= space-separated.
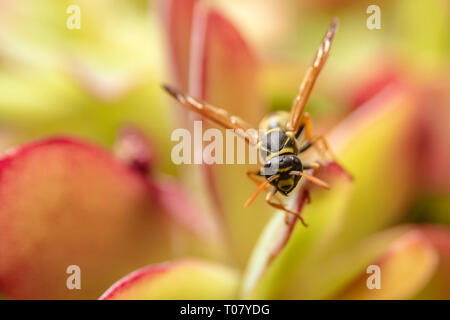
xmin=247 ymin=170 xmax=286 ymax=204
xmin=298 ymin=115 xmax=336 ymax=161
xmin=300 ymin=112 xmax=313 ymax=139
xmin=300 ymin=162 xmax=323 ymax=204
xmin=304 ymin=188 xmax=311 ymax=204
xmin=246 ymin=169 xmax=264 ymax=185
xmin=265 ymin=188 xmax=308 ymax=227
xmin=300 ymin=135 xmax=337 ymax=162
xmin=295 ymin=112 xmax=311 ymax=139
xmin=303 ymin=162 xmax=321 ymax=170
xmin=299 ymin=135 xmax=329 ymax=153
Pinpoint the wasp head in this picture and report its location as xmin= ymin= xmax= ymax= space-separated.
xmin=262 ymin=155 xmax=303 ymax=195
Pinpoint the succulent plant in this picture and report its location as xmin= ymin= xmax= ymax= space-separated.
xmin=0 ymin=0 xmax=448 ymax=300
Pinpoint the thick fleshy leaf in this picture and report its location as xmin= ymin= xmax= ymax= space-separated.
xmin=161 ymin=1 xmax=267 ymax=266
xmin=159 ymin=0 xmax=231 ymax=260
xmin=394 ymin=0 xmax=450 ymax=72
xmin=113 ymin=126 xmax=215 ymax=241
xmin=188 ymin=3 xmax=270 ymax=266
xmin=149 ymin=178 xmax=217 ymax=240
xmin=243 ymin=84 xmax=419 ymax=298
xmin=189 ymin=4 xmax=262 ymax=124
xmin=413 ymin=225 xmax=450 ymax=299
xmin=242 ymin=163 xmax=354 ymax=298
xmin=0 ymin=138 xmax=202 ymax=299
xmin=337 ymin=228 xmax=439 ymax=299
xmin=324 ymin=84 xmax=418 ymax=247
xmin=415 ymin=77 xmax=450 ymax=193
xmin=159 ymin=0 xmax=198 ymax=91
xmin=114 ymin=126 xmax=157 ymax=175
xmin=349 ymin=66 xmax=400 ymax=111
xmin=100 ymin=259 xmax=239 ymax=300
xmin=0 ymin=1 xmax=174 ymax=171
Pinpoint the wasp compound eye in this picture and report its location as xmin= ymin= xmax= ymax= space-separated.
xmin=261 ymin=159 xmax=278 ymax=176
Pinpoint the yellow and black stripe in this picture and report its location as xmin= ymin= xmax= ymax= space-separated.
xmin=258 ymin=127 xmax=299 ymax=162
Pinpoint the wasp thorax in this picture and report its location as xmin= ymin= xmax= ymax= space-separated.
xmin=261 ymin=129 xmax=288 ymax=152
xmin=258 ymin=128 xmax=298 ymax=163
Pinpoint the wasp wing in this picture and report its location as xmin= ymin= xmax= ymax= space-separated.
xmin=287 ymin=18 xmax=338 ymax=134
xmin=162 ymin=84 xmax=259 ymax=145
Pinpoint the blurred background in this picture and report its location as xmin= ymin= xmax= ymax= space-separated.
xmin=0 ymin=0 xmax=448 ymax=223
xmin=0 ymin=0 xmax=448 ymax=299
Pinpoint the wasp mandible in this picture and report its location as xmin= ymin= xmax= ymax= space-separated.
xmin=163 ymin=18 xmax=339 ymax=226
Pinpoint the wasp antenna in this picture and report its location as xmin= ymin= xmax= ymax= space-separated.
xmin=290 ymin=171 xmax=330 ymax=190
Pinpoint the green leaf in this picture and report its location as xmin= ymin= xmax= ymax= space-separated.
xmin=243 ymin=85 xmax=419 ymax=299
xmin=338 ymin=229 xmax=439 ymax=299
xmin=100 ymin=259 xmax=239 ymax=300
xmin=0 ymin=138 xmax=203 ymax=299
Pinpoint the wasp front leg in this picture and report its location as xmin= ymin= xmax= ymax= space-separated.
xmin=247 ymin=169 xmax=287 ymax=204
xmin=265 ymin=188 xmax=308 ymax=227
xmin=300 ymin=161 xmax=324 ymax=204
xmin=246 ymin=169 xmax=265 ymax=185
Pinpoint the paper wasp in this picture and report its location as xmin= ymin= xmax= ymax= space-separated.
xmin=163 ymin=18 xmax=339 ymax=226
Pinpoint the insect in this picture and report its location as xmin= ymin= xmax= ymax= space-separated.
xmin=163 ymin=18 xmax=339 ymax=226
